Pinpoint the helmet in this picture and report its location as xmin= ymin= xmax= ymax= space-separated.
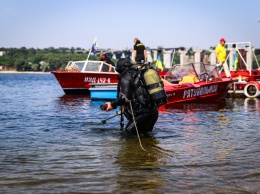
xmin=220 ymin=38 xmax=226 ymax=43
xmin=115 ymin=58 xmax=132 ymax=73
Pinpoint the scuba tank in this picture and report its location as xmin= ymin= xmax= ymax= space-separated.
xmin=143 ymin=68 xmax=168 ymax=106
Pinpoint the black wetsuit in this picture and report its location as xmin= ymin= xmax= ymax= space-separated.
xmin=134 ymin=40 xmax=146 ymax=63
xmin=111 ymin=66 xmax=158 ymax=134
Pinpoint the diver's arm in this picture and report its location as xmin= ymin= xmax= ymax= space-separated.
xmin=106 ymin=75 xmax=132 ymax=110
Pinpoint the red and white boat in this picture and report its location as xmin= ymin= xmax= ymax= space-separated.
xmin=220 ymin=42 xmax=260 ymax=98
xmin=161 ymin=62 xmax=233 ymax=107
xmin=52 ymin=60 xmax=119 ymax=95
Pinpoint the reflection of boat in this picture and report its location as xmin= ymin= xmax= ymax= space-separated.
xmin=159 ymin=99 xmax=227 ymax=112
xmin=162 ymin=62 xmax=233 ymax=105
xmin=243 ymin=98 xmax=260 ymax=112
xmin=51 ymin=60 xmax=119 ymax=95
xmin=220 ymin=42 xmax=260 ymax=98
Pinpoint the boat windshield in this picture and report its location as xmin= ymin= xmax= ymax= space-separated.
xmin=74 ymin=61 xmax=85 ymax=71
xmin=83 ymin=61 xmax=116 ymax=72
xmin=84 ymin=61 xmax=100 ymax=71
xmin=164 ymin=63 xmax=222 ymax=83
xmin=65 ymin=60 xmax=116 ymax=73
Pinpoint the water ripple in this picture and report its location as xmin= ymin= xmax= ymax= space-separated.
xmin=0 ymin=74 xmax=259 ymax=193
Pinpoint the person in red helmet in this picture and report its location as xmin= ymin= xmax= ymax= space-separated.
xmin=215 ymin=38 xmax=231 ymax=77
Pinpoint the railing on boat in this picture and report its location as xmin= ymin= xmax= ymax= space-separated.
xmin=224 ymin=42 xmax=260 ymax=76
xmin=65 ymin=60 xmax=117 ymax=73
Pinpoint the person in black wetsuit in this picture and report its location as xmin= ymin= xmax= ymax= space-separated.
xmin=104 ymin=58 xmax=158 ymax=134
xmin=133 ymin=38 xmax=146 ymax=63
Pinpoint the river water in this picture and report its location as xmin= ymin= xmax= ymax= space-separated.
xmin=0 ymin=73 xmax=259 ymax=194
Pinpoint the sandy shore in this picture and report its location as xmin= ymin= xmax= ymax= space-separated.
xmin=0 ymin=70 xmax=51 ymax=74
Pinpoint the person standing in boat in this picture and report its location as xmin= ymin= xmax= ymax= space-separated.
xmin=215 ymin=38 xmax=231 ymax=77
xmin=99 ymin=52 xmax=115 ymax=72
xmin=104 ymin=58 xmax=158 ymax=134
xmin=133 ymin=38 xmax=146 ymax=63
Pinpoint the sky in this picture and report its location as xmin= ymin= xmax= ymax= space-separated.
xmin=0 ymin=0 xmax=260 ymax=50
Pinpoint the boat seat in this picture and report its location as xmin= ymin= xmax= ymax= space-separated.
xmin=179 ymin=74 xmax=198 ymax=84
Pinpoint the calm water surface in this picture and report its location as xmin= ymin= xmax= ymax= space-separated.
xmin=0 ymin=73 xmax=259 ymax=194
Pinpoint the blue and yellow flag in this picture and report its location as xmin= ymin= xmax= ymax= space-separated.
xmin=156 ymin=55 xmax=163 ymax=70
xmin=91 ymin=38 xmax=97 ymax=55
xmin=233 ymin=52 xmax=238 ymax=70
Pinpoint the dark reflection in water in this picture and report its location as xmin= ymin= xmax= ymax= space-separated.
xmin=114 ymin=136 xmax=164 ymax=192
xmin=159 ymin=99 xmax=228 ymax=112
xmin=0 ymin=74 xmax=259 ymax=193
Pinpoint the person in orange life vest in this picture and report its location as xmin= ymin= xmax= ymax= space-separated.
xmin=133 ymin=38 xmax=146 ymax=63
xmin=98 ymin=53 xmax=115 ymax=72
xmin=215 ymin=38 xmax=231 ymax=77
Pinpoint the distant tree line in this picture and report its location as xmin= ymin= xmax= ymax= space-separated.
xmin=0 ymin=47 xmax=259 ymax=72
xmin=0 ymin=47 xmax=101 ymax=72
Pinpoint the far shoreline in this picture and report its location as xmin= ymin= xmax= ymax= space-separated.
xmin=0 ymin=70 xmax=51 ymax=74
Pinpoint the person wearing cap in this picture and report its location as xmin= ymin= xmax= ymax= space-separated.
xmin=133 ymin=38 xmax=146 ymax=63
xmin=104 ymin=58 xmax=158 ymax=134
xmin=215 ymin=38 xmax=231 ymax=77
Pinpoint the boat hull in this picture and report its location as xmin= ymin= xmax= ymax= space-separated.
xmin=52 ymin=71 xmax=119 ymax=95
xmin=89 ymin=83 xmax=117 ymax=100
xmin=164 ymin=78 xmax=232 ymax=105
xmin=87 ymin=79 xmax=232 ymax=106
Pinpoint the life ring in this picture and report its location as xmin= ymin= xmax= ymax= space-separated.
xmin=243 ymin=82 xmax=260 ymax=98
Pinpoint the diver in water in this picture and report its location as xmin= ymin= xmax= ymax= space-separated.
xmin=104 ymin=58 xmax=158 ymax=134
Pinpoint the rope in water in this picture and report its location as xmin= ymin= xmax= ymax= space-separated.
xmin=119 ymin=95 xmax=256 ymax=193
xmin=121 ymin=93 xmax=147 ymax=152
xmin=150 ymin=106 xmax=257 ymax=194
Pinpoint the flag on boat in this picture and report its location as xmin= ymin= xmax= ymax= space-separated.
xmin=233 ymin=52 xmax=238 ymax=70
xmin=91 ymin=38 xmax=98 ymax=55
xmin=156 ymin=55 xmax=163 ymax=70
